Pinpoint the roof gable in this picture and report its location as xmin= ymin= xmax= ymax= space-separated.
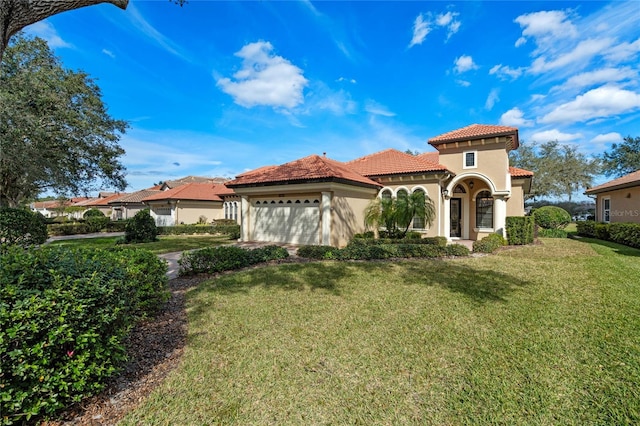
xmin=429 ymin=124 xmax=519 ymax=149
xmin=142 ymin=182 xmax=234 ymax=202
xmin=347 ymin=149 xmax=448 ymax=177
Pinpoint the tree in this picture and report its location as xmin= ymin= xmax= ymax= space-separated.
xmin=364 ymin=190 xmax=436 ymax=239
xmin=0 ymin=0 xmax=188 ymax=62
xmin=0 ymin=34 xmax=128 ymax=207
xmin=510 ymin=140 xmax=599 ymax=201
xmin=600 ymin=136 xmax=640 ymax=178
xmin=0 ymin=207 xmax=47 ymax=251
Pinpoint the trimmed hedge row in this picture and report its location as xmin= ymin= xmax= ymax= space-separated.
xmin=506 ymin=216 xmax=535 ymax=245
xmin=577 ymin=221 xmax=640 ymax=249
xmin=472 ymin=233 xmax=506 ymax=253
xmin=350 ymin=236 xmax=448 ymax=247
xmin=296 ymin=240 xmax=470 ymax=260
xmin=47 ymin=220 xmax=128 ymax=236
xmin=157 ymin=224 xmax=240 ymax=239
xmin=0 ymin=246 xmax=169 ymax=424
xmin=178 ymin=245 xmax=289 ymax=276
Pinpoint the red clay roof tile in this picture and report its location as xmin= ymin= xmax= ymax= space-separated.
xmin=509 ymin=166 xmax=534 ymax=178
xmin=142 ymin=183 xmax=234 ymax=202
xmin=429 ymin=124 xmax=519 ymax=145
xmin=347 ymin=149 xmax=449 ymax=176
xmin=585 ymin=170 xmax=640 ymax=194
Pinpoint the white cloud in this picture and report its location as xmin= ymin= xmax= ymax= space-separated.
xmin=25 ymin=21 xmax=71 ymax=49
xmin=126 ymin=2 xmax=188 ymax=60
xmin=514 ymin=10 xmax=578 ymax=53
xmin=539 ymin=85 xmax=640 ymax=124
xmin=217 ymin=41 xmax=308 ymax=110
xmin=500 ymin=107 xmax=534 ymax=127
xmin=102 ymin=49 xmax=115 ymax=59
xmin=529 ymin=37 xmax=614 ymax=74
xmin=485 ymin=89 xmax=500 ymax=110
xmin=409 ymin=10 xmax=460 ymax=47
xmin=604 ymin=38 xmax=640 ymax=63
xmin=552 ymin=67 xmax=638 ymax=92
xmin=591 ymin=132 xmax=622 ymax=143
xmin=529 ymin=129 xmax=583 ymax=142
xmin=409 ymin=14 xmax=431 ymax=47
xmin=456 ymin=79 xmax=471 ymax=87
xmin=489 ymin=64 xmax=524 ymax=80
xmin=365 ymin=100 xmax=396 ymax=117
xmin=336 ymin=77 xmax=357 ymax=84
xmin=454 ymin=55 xmax=478 ymax=73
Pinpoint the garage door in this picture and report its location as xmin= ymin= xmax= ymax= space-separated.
xmin=251 ymin=200 xmax=320 ymax=245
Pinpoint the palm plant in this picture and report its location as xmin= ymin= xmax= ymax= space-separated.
xmin=364 ymin=191 xmax=436 ymax=239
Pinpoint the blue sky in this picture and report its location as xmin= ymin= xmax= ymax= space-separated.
xmin=25 ymin=0 xmax=640 ymax=194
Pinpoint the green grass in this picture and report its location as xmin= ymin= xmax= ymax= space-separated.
xmin=122 ymin=238 xmax=640 ymax=425
xmin=48 ymin=235 xmax=232 ymax=254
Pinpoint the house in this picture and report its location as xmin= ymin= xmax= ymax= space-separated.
xmin=108 ymin=189 xmax=161 ymax=220
xmin=30 ymin=197 xmax=89 ymax=218
xmin=142 ymin=182 xmax=239 ymax=226
xmin=227 ymin=124 xmax=534 ymax=247
xmin=584 ymin=170 xmax=640 ymax=224
xmin=70 ymin=193 xmax=124 ymax=219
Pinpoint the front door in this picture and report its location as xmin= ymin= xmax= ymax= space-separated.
xmin=450 ymin=198 xmax=462 ymax=238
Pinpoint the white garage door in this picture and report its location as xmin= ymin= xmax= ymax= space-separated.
xmin=251 ymin=201 xmax=320 ymax=245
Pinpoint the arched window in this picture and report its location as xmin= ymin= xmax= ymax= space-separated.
xmin=380 ymin=188 xmax=392 ymax=200
xmin=396 ymin=188 xmax=408 ymax=199
xmin=412 ymin=188 xmax=426 ymax=230
xmin=233 ymin=202 xmax=238 ymax=221
xmin=224 ymin=203 xmax=229 ymax=219
xmin=476 ymin=191 xmax=494 ymax=229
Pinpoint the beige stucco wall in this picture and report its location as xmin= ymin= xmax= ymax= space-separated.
xmin=437 ymin=141 xmax=511 ymax=191
xmin=331 ymin=189 xmax=374 ymax=247
xmin=595 ymin=186 xmax=640 ymax=223
xmin=174 ymin=201 xmax=224 ymax=224
xmin=506 ymin=180 xmax=527 ymax=217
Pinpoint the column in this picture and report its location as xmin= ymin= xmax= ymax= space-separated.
xmin=494 ymin=196 xmax=507 ymax=238
xmin=443 ymin=193 xmax=451 ymax=241
xmin=321 ymin=192 xmax=332 ymax=246
xmin=241 ymin=196 xmax=250 ymax=241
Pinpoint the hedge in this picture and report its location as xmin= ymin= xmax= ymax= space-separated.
xmin=0 ymin=208 xmax=48 ymax=252
xmin=577 ymin=221 xmax=640 ymax=249
xmin=178 ymin=245 xmax=289 ymax=276
xmin=472 ymin=233 xmax=506 ymax=253
xmin=0 ymin=246 xmax=169 ymax=424
xmin=505 ymin=216 xmax=534 ymax=245
xmin=538 ymin=228 xmax=568 ymax=238
xmin=157 ymin=224 xmax=240 ymax=239
xmin=296 ymin=240 xmax=470 ymax=260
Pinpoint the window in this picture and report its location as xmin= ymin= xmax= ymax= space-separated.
xmin=380 ymin=188 xmax=392 ymax=200
xmin=463 ymin=151 xmax=477 ymax=169
xmin=412 ymin=188 xmax=426 ymax=230
xmin=233 ymin=202 xmax=238 ymax=221
xmin=476 ymin=190 xmax=493 ymax=229
xmin=603 ymin=198 xmax=610 ymax=223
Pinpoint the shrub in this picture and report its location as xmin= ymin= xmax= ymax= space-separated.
xmin=538 ymin=228 xmax=568 ymax=238
xmin=178 ymin=245 xmax=289 ymax=276
xmin=125 ymin=209 xmax=158 ymax=243
xmin=533 ymin=206 xmax=571 ymax=230
xmin=47 ymin=223 xmax=91 ymax=236
xmin=473 ymin=233 xmax=506 ymax=253
xmin=0 ymin=246 xmax=168 ymax=424
xmin=157 ymin=224 xmax=240 ymax=239
xmin=444 ymin=244 xmax=471 ymax=257
xmin=576 ymin=220 xmax=597 ymax=237
xmin=506 ymin=216 xmax=535 ymax=245
xmin=608 ymin=223 xmax=640 ymax=249
xmin=297 ymin=245 xmax=338 ymax=260
xmin=404 ymin=231 xmax=423 ymax=240
xmin=83 ymin=208 xmax=104 ymax=219
xmin=352 ymin=231 xmax=375 ymax=239
xmin=595 ymin=223 xmax=610 ymax=241
xmin=197 ymin=215 xmax=208 ymax=225
xmin=85 ymin=216 xmax=110 ymax=233
xmin=0 ymin=208 xmax=48 ymax=252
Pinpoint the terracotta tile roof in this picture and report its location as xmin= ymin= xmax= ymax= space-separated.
xmin=509 ymin=166 xmax=534 ymax=177
xmin=416 ymin=151 xmax=440 ymax=165
xmin=347 ymin=149 xmax=449 ymax=177
xmin=227 ymin=155 xmax=382 ymax=188
xmin=429 ymin=124 xmax=519 ymax=145
xmin=109 ymin=190 xmax=161 ymax=204
xmin=163 ymin=176 xmax=229 ymax=189
xmin=32 ymin=200 xmax=71 ymax=209
xmin=73 ymin=193 xmax=125 ymax=207
xmin=142 ymin=182 xmax=233 ymax=202
xmin=585 ymin=170 xmax=640 ymax=195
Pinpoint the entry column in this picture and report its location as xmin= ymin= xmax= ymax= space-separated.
xmin=321 ymin=192 xmax=332 ymax=246
xmin=494 ymin=196 xmax=507 ymax=238
xmin=443 ymin=192 xmax=451 ymax=241
xmin=240 ymin=196 xmax=250 ymax=242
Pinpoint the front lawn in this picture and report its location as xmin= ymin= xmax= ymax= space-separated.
xmin=48 ymin=234 xmax=233 ymax=254
xmin=122 ymin=238 xmax=640 ymax=425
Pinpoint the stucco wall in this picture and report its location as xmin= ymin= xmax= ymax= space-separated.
xmin=175 ymin=201 xmax=224 ymax=224
xmin=595 ymin=186 xmax=640 ymax=223
xmin=506 ymin=180 xmax=527 ymax=217
xmin=438 ymin=142 xmax=511 ymax=191
xmin=331 ymin=190 xmax=372 ymax=247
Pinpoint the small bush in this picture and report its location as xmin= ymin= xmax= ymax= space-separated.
xmin=352 ymin=231 xmax=375 ymax=239
xmin=533 ymin=206 xmax=571 ymax=230
xmin=179 ymin=245 xmax=289 ymax=276
xmin=506 ymin=216 xmax=535 ymax=245
xmin=473 ymin=233 xmax=506 ymax=253
xmin=297 ymin=245 xmax=338 ymax=260
xmin=595 ymin=223 xmax=610 ymax=241
xmin=404 ymin=231 xmax=423 ymax=240
xmin=125 ymin=209 xmax=158 ymax=243
xmin=576 ymin=220 xmax=597 ymax=237
xmin=0 ymin=208 xmax=48 ymax=252
xmin=444 ymin=244 xmax=471 ymax=257
xmin=538 ymin=228 xmax=568 ymax=238
xmin=83 ymin=208 xmax=105 ymax=219
xmin=197 ymin=215 xmax=208 ymax=224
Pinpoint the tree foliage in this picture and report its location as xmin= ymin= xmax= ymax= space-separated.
xmin=0 ymin=34 xmax=128 ymax=207
xmin=364 ymin=190 xmax=435 ymax=239
xmin=509 ymin=141 xmax=599 ymax=201
xmin=0 ymin=207 xmax=47 ymax=252
xmin=125 ymin=209 xmax=158 ymax=243
xmin=600 ymin=136 xmax=640 ymax=178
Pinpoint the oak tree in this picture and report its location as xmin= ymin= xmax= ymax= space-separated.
xmin=600 ymin=136 xmax=640 ymax=178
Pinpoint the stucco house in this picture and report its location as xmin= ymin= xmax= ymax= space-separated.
xmin=584 ymin=170 xmax=640 ymax=224
xmin=227 ymin=124 xmax=533 ymax=247
xmin=142 ymin=182 xmax=240 ymax=226
xmin=108 ymin=189 xmax=161 ymax=220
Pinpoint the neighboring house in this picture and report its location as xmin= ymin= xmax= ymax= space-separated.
xmin=584 ymin=170 xmax=640 ymax=224
xmin=70 ymin=193 xmax=124 ymax=218
xmin=30 ymin=197 xmax=90 ymax=218
xmin=142 ymin=182 xmax=239 ymax=226
xmin=108 ymin=189 xmax=161 ymax=220
xmin=227 ymin=124 xmax=534 ymax=247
